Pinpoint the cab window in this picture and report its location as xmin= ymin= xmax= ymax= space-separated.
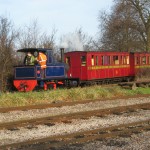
xmin=65 ymin=57 xmax=70 ymax=66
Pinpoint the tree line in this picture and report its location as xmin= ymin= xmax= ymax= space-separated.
xmin=0 ymin=0 xmax=149 ymax=92
xmin=98 ymin=0 xmax=150 ymax=52
xmin=0 ymin=18 xmax=57 ymax=92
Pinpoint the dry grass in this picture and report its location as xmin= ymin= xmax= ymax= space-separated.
xmin=135 ymin=68 xmax=150 ymax=81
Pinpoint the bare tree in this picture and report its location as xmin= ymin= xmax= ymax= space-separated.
xmin=127 ymin=0 xmax=150 ymax=51
xmin=98 ymin=0 xmax=150 ymax=52
xmin=18 ymin=20 xmax=56 ymax=49
xmin=0 ymin=16 xmax=18 ymax=91
xmin=18 ymin=20 xmax=40 ymax=48
xmin=39 ymin=28 xmax=57 ymax=49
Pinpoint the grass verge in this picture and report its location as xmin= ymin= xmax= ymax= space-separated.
xmin=0 ymin=85 xmax=150 ymax=107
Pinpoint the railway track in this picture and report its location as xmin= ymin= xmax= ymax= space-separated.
xmin=0 ymin=102 xmax=149 ymax=149
xmin=0 ymin=102 xmax=149 ymax=131
xmin=1 ymin=120 xmax=149 ymax=150
xmin=118 ymin=80 xmax=150 ymax=89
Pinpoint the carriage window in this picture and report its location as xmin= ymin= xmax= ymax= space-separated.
xmin=121 ymin=56 xmax=128 ymax=65
xmin=142 ymin=56 xmax=146 ymax=64
xmin=123 ymin=56 xmax=127 ymax=64
xmin=121 ymin=56 xmax=123 ymax=64
xmin=91 ymin=55 xmax=94 ymax=66
xmin=113 ymin=56 xmax=119 ymax=65
xmin=126 ymin=56 xmax=129 ymax=64
xmin=106 ymin=56 xmax=110 ymax=65
xmin=65 ymin=57 xmax=70 ymax=66
xmin=81 ymin=56 xmax=86 ymax=66
xmin=135 ymin=57 xmax=139 ymax=65
xmin=101 ymin=56 xmax=104 ymax=65
xmin=101 ymin=56 xmax=110 ymax=65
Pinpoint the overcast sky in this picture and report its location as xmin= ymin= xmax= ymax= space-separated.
xmin=0 ymin=0 xmax=114 ymax=39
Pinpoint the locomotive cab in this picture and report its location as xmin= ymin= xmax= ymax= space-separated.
xmin=13 ymin=48 xmax=66 ymax=91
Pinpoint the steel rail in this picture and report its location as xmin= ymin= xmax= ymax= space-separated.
xmin=0 ymin=102 xmax=149 ymax=131
xmin=1 ymin=119 xmax=149 ymax=150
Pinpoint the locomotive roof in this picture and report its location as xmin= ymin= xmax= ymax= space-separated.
xmin=17 ymin=48 xmax=53 ymax=53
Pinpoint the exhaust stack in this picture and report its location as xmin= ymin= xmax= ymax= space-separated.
xmin=60 ymin=48 xmax=65 ymax=62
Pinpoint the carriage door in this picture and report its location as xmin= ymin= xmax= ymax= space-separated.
xmin=129 ymin=53 xmax=135 ymax=76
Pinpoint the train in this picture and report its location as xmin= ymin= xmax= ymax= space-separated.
xmin=13 ymin=48 xmax=150 ymax=91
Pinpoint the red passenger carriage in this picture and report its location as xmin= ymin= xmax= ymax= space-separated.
xmin=64 ymin=51 xmax=135 ymax=85
xmin=133 ymin=52 xmax=150 ymax=77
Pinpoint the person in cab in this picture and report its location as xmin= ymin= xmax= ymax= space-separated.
xmin=24 ymin=52 xmax=35 ymax=65
xmin=34 ymin=51 xmax=47 ymax=78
